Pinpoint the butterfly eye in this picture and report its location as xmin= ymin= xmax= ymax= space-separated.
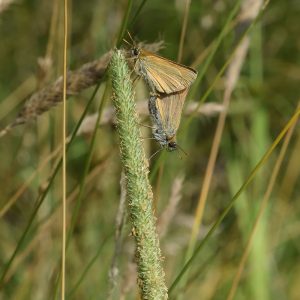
xmin=168 ymin=141 xmax=177 ymax=151
xmin=132 ymin=48 xmax=139 ymax=57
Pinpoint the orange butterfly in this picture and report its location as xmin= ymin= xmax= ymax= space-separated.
xmin=124 ymin=33 xmax=197 ymax=95
xmin=148 ymin=89 xmax=189 ymax=151
xmin=124 ymin=33 xmax=197 ymax=152
xmin=130 ymin=47 xmax=197 ymax=95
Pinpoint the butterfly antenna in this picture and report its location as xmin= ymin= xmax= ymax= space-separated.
xmin=136 ymin=122 xmax=156 ymax=130
xmin=177 ymin=143 xmax=188 ymax=157
xmin=123 ymin=38 xmax=131 ymax=47
xmin=127 ymin=30 xmax=135 ymax=45
xmin=149 ymin=148 xmax=163 ymax=161
xmin=141 ymin=136 xmax=156 ymax=141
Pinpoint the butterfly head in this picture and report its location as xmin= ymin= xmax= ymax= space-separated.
xmin=166 ymin=134 xmax=187 ymax=156
xmin=166 ymin=135 xmax=177 ymax=152
xmin=131 ymin=47 xmax=140 ymax=58
xmin=167 ymin=141 xmax=177 ymax=151
xmin=153 ymin=129 xmax=177 ymax=152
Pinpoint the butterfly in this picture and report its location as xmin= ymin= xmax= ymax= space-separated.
xmin=124 ymin=33 xmax=197 ymax=95
xmin=123 ymin=34 xmax=197 ymax=152
xmin=129 ymin=46 xmax=197 ymax=95
xmin=148 ymin=88 xmax=189 ymax=151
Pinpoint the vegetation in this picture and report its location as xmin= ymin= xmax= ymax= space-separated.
xmin=0 ymin=0 xmax=299 ymax=299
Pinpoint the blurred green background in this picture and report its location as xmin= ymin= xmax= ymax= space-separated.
xmin=0 ymin=0 xmax=300 ymax=299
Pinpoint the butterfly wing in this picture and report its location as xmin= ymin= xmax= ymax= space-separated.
xmin=139 ymin=50 xmax=197 ymax=94
xmin=155 ymin=89 xmax=189 ymax=138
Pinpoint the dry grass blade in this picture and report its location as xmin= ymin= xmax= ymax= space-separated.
xmin=0 ymin=0 xmax=15 ymax=13
xmin=0 ymin=42 xmax=164 ymax=138
xmin=178 ymin=0 xmax=191 ymax=62
xmin=108 ymin=172 xmax=127 ymax=299
xmin=0 ymin=51 xmax=112 ymax=138
xmin=226 ymin=102 xmax=299 ymax=300
xmin=158 ymin=174 xmax=184 ymax=238
xmin=77 ymin=101 xmax=224 ymax=135
xmin=186 ymin=0 xmax=266 ymax=256
xmin=0 ymin=146 xmax=61 ymax=217
xmin=188 ymin=31 xmax=251 ymax=257
xmin=0 ymin=76 xmax=36 ymax=120
xmin=3 ymin=159 xmax=109 ymax=285
xmin=278 ymin=131 xmax=300 ymax=200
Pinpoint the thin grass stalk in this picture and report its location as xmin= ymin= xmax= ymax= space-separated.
xmin=110 ymin=50 xmax=168 ymax=300
xmin=177 ymin=0 xmax=191 ymax=63
xmin=61 ymin=0 xmax=68 ymax=297
xmin=245 ymin=8 xmax=267 ymax=299
xmin=226 ymin=102 xmax=300 ymax=300
xmin=66 ymin=83 xmax=110 ymax=246
xmin=273 ymin=127 xmax=300 ymax=244
xmin=0 ymin=82 xmax=100 ymax=288
xmin=0 ymin=52 xmax=112 ymax=138
xmin=169 ymin=105 xmax=300 ymax=295
xmin=108 ymin=172 xmax=127 ymax=299
xmin=178 ymin=26 xmax=250 ymax=300
xmin=117 ymin=0 xmax=238 ymax=185
xmin=180 ymin=0 xmax=259 ymax=292
xmin=184 ymin=0 xmax=270 ymax=131
xmin=3 ymin=160 xmax=108 ymax=284
xmin=68 ymin=234 xmax=113 ymax=298
xmin=129 ymin=0 xmax=148 ymax=28
xmin=278 ymin=132 xmax=300 ymax=200
xmin=0 ymin=76 xmax=36 ymax=120
xmin=52 ymin=82 xmax=111 ymax=299
xmin=186 ymin=33 xmax=250 ymax=260
xmin=0 ymin=146 xmax=60 ymax=217
xmin=188 ymin=0 xmax=242 ymax=101
xmin=116 ymin=0 xmax=133 ymax=46
xmin=51 ymin=84 xmax=105 ymax=298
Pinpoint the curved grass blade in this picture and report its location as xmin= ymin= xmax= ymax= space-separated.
xmin=67 ymin=233 xmax=113 ymax=298
xmin=169 ymin=107 xmax=300 ymax=294
xmin=116 ymin=0 xmax=133 ymax=47
xmin=0 ymin=82 xmax=103 ymax=288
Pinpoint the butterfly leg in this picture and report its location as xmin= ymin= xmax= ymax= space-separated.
xmin=132 ymin=74 xmax=140 ymax=86
xmin=136 ymin=121 xmax=155 ymax=130
xmin=148 ymin=148 xmax=163 ymax=162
